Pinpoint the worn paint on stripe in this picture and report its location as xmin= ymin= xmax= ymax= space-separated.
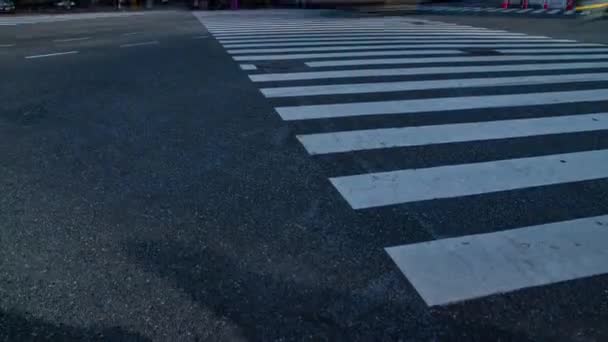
xmin=120 ymin=41 xmax=159 ymax=48
xmin=239 ymin=64 xmax=257 ymax=70
xmin=297 ymin=113 xmax=608 ymax=154
xmin=53 ymin=37 xmax=91 ymax=42
xmin=251 ymin=61 xmax=608 ymax=82
xmin=306 ymin=53 xmax=608 ymax=67
xmin=276 ymin=89 xmax=608 ymax=121
xmin=331 ymin=149 xmax=608 ymax=209
xmin=25 ymin=51 xmax=79 ymax=59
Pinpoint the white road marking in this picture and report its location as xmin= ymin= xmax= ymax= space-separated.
xmin=548 ymin=9 xmax=562 ymax=14
xmin=0 ymin=44 xmax=15 ymax=47
xmin=498 ymin=48 xmax=608 ymax=54
xmin=223 ymin=39 xmax=573 ymax=48
xmin=213 ymin=29 xmax=505 ymax=36
xmin=250 ymin=61 xmax=608 ymax=82
xmin=192 ymin=35 xmax=209 ymax=39
xmin=227 ymin=43 xmax=598 ymax=54
xmin=518 ymin=8 xmax=534 ymax=13
xmin=331 ymin=149 xmax=608 ymax=209
xmin=275 ymin=88 xmax=608 ymax=121
xmin=53 ymin=37 xmax=91 ymax=43
xmin=306 ymin=53 xmax=608 ymax=67
xmin=297 ymin=113 xmax=608 ymax=155
xmin=121 ymin=31 xmax=143 ymax=36
xmin=386 ymin=215 xmax=608 ymax=306
xmin=219 ymin=35 xmax=551 ymax=43
xmin=240 ymin=64 xmax=257 ymax=70
xmin=210 ymin=26 xmax=489 ymax=34
xmin=215 ymin=32 xmax=530 ymax=39
xmin=25 ymin=51 xmax=79 ymax=59
xmin=261 ymin=72 xmax=608 ymax=98
xmin=207 ymin=23 xmax=471 ymax=30
xmin=233 ymin=49 xmax=464 ymax=61
xmin=120 ymin=41 xmax=160 ymax=48
xmin=502 ymin=8 xmax=519 ymax=12
xmin=532 ymin=8 xmax=546 ymax=13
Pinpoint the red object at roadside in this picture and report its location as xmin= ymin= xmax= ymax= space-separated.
xmin=566 ymin=0 xmax=575 ymax=10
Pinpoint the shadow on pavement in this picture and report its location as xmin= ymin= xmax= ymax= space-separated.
xmin=0 ymin=308 xmax=150 ymax=342
xmin=125 ymin=239 xmax=539 ymax=341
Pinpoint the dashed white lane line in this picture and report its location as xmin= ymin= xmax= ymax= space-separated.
xmin=192 ymin=35 xmax=209 ymax=39
xmin=25 ymin=51 xmax=79 ymax=59
xmin=53 ymin=37 xmax=91 ymax=43
xmin=240 ymin=64 xmax=257 ymax=70
xmin=121 ymin=31 xmax=143 ymax=36
xmin=119 ymin=41 xmax=160 ymax=48
xmin=0 ymin=44 xmax=15 ymax=47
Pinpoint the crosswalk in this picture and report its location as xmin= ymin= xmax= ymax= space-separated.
xmin=0 ymin=11 xmax=147 ymax=26
xmin=194 ymin=10 xmax=608 ymax=307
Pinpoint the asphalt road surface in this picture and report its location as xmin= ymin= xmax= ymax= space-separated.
xmin=2 ymin=8 xmax=608 ymax=341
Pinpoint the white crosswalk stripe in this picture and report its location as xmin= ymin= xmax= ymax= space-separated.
xmin=250 ymin=62 xmax=608 ymax=82
xmin=297 ymin=113 xmax=608 ymax=154
xmin=228 ymin=43 xmax=600 ymax=54
xmin=195 ymin=11 xmax=608 ymax=307
xmin=306 ymin=54 xmax=608 ymax=67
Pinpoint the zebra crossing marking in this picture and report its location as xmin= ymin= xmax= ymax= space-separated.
xmin=240 ymin=64 xmax=258 ymax=70
xmin=232 ymin=49 xmax=465 ymax=61
xmin=224 ymin=39 xmax=574 ymax=48
xmin=275 ymin=89 xmax=608 ymax=121
xmin=331 ymin=149 xmax=608 ymax=209
xmin=261 ymin=72 xmax=608 ymax=98
xmin=219 ymin=35 xmax=553 ymax=44
xmin=196 ymin=11 xmax=608 ymax=306
xmin=306 ymin=53 xmax=608 ymax=67
xmin=496 ymin=48 xmax=608 ymax=53
xmin=249 ymin=62 xmax=608 ymax=82
xmin=228 ymin=43 xmax=600 ymax=54
xmin=386 ymin=215 xmax=608 ymax=306
xmin=297 ymin=113 xmax=608 ymax=155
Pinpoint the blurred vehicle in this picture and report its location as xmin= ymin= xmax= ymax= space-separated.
xmin=55 ymin=0 xmax=75 ymax=8
xmin=0 ymin=0 xmax=16 ymax=13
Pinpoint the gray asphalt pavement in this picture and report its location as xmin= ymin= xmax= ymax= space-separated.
xmin=1 ymin=8 xmax=608 ymax=341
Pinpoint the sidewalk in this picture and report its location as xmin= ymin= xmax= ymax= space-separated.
xmin=353 ymin=1 xmax=605 ymax=17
